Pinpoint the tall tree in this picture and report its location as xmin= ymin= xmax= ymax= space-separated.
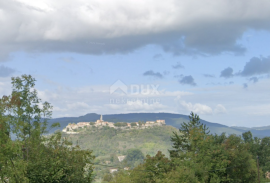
xmin=0 ymin=75 xmax=95 ymax=182
xmin=169 ymin=112 xmax=209 ymax=158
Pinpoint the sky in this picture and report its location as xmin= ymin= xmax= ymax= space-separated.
xmin=1 ymin=0 xmax=270 ymax=127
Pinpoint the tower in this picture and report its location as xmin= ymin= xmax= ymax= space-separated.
xmin=100 ymin=114 xmax=103 ymax=121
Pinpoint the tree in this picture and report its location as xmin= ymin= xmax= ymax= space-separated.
xmin=111 ymin=112 xmax=263 ymax=183
xmin=242 ymin=131 xmax=270 ymax=175
xmin=143 ymin=151 xmax=172 ymax=182
xmin=0 ymin=75 xmax=95 ymax=182
xmin=138 ymin=120 xmax=145 ymax=126
xmin=130 ymin=122 xmax=137 ymax=127
xmin=242 ymin=131 xmax=254 ymax=143
xmin=258 ymin=137 xmax=270 ymax=173
xmin=26 ymin=133 xmax=94 ymax=183
xmin=114 ymin=122 xmax=127 ymax=127
xmin=110 ymin=170 xmax=132 ymax=183
xmin=168 ymin=113 xmax=258 ymax=183
xmin=103 ymin=173 xmax=113 ymax=182
xmin=124 ymin=148 xmax=145 ymax=168
xmin=169 ymin=112 xmax=209 ymax=158
xmin=126 ymin=149 xmax=144 ymax=162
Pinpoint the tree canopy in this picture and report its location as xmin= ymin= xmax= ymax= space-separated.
xmin=111 ymin=112 xmax=268 ymax=183
xmin=0 ymin=75 xmax=95 ymax=183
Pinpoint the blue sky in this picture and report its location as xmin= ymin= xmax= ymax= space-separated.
xmin=1 ymin=0 xmax=270 ymax=127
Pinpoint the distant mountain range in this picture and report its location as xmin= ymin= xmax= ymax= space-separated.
xmin=48 ymin=112 xmax=270 ymax=138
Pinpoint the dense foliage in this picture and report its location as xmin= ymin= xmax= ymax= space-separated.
xmin=0 ymin=75 xmax=94 ymax=183
xmin=66 ymin=125 xmax=175 ymax=180
xmin=111 ymin=112 xmax=269 ymax=183
xmin=114 ymin=122 xmax=127 ymax=127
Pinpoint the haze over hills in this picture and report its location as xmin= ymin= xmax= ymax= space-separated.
xmin=49 ymin=112 xmax=269 ymax=138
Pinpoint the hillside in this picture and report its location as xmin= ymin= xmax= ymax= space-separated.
xmin=57 ymin=113 xmax=270 ymax=181
xmin=63 ymin=125 xmax=177 ymax=181
xmin=49 ymin=112 xmax=268 ymax=137
xmin=230 ymin=125 xmax=270 ymax=138
xmin=63 ymin=125 xmax=176 ymax=157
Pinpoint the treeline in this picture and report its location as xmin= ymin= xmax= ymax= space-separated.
xmin=113 ymin=121 xmax=146 ymax=127
xmin=0 ymin=75 xmax=94 ymax=182
xmin=109 ymin=113 xmax=270 ymax=183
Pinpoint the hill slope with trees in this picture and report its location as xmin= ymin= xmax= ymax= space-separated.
xmin=109 ymin=113 xmax=270 ymax=183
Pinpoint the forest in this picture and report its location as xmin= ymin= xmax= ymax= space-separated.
xmin=108 ymin=113 xmax=270 ymax=183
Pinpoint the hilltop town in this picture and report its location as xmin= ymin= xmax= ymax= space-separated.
xmin=62 ymin=115 xmax=166 ymax=134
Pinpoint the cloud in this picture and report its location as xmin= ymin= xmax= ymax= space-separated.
xmin=36 ymin=83 xmax=190 ymax=117
xmin=31 ymin=76 xmax=270 ymax=127
xmin=1 ymin=0 xmax=270 ymax=60
xmin=180 ymin=101 xmax=213 ymax=115
xmin=240 ymin=56 xmax=270 ymax=76
xmin=203 ymin=74 xmax=215 ymax=78
xmin=243 ymin=83 xmax=248 ymax=88
xmin=174 ymin=74 xmax=183 ymax=78
xmin=172 ymin=62 xmax=184 ymax=69
xmin=220 ymin=67 xmax=233 ymax=78
xmin=214 ymin=104 xmax=227 ymax=114
xmin=163 ymin=71 xmax=170 ymax=75
xmin=249 ymin=77 xmax=258 ymax=83
xmin=107 ymin=100 xmax=167 ymax=112
xmin=153 ymin=54 xmax=163 ymax=60
xmin=0 ymin=65 xmax=16 ymax=77
xmin=59 ymin=56 xmax=79 ymax=64
xmin=143 ymin=70 xmax=163 ymax=79
xmin=179 ymin=75 xmax=196 ymax=86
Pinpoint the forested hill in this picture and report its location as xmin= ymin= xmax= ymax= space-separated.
xmin=49 ymin=112 xmax=269 ymax=137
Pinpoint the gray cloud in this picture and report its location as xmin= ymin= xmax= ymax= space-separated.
xmin=162 ymin=35 xmax=246 ymax=56
xmin=179 ymin=75 xmax=196 ymax=86
xmin=143 ymin=70 xmax=163 ymax=79
xmin=0 ymin=65 xmax=16 ymax=77
xmin=241 ymin=56 xmax=270 ymax=76
xmin=59 ymin=57 xmax=77 ymax=63
xmin=203 ymin=74 xmax=215 ymax=78
xmin=172 ymin=62 xmax=184 ymax=69
xmin=220 ymin=67 xmax=234 ymax=78
xmin=249 ymin=77 xmax=258 ymax=83
xmin=153 ymin=54 xmax=163 ymax=60
xmin=163 ymin=71 xmax=170 ymax=75
xmin=1 ymin=0 xmax=270 ymax=61
xmin=174 ymin=74 xmax=183 ymax=78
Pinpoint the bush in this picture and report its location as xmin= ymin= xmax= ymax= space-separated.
xmin=114 ymin=122 xmax=127 ymax=127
